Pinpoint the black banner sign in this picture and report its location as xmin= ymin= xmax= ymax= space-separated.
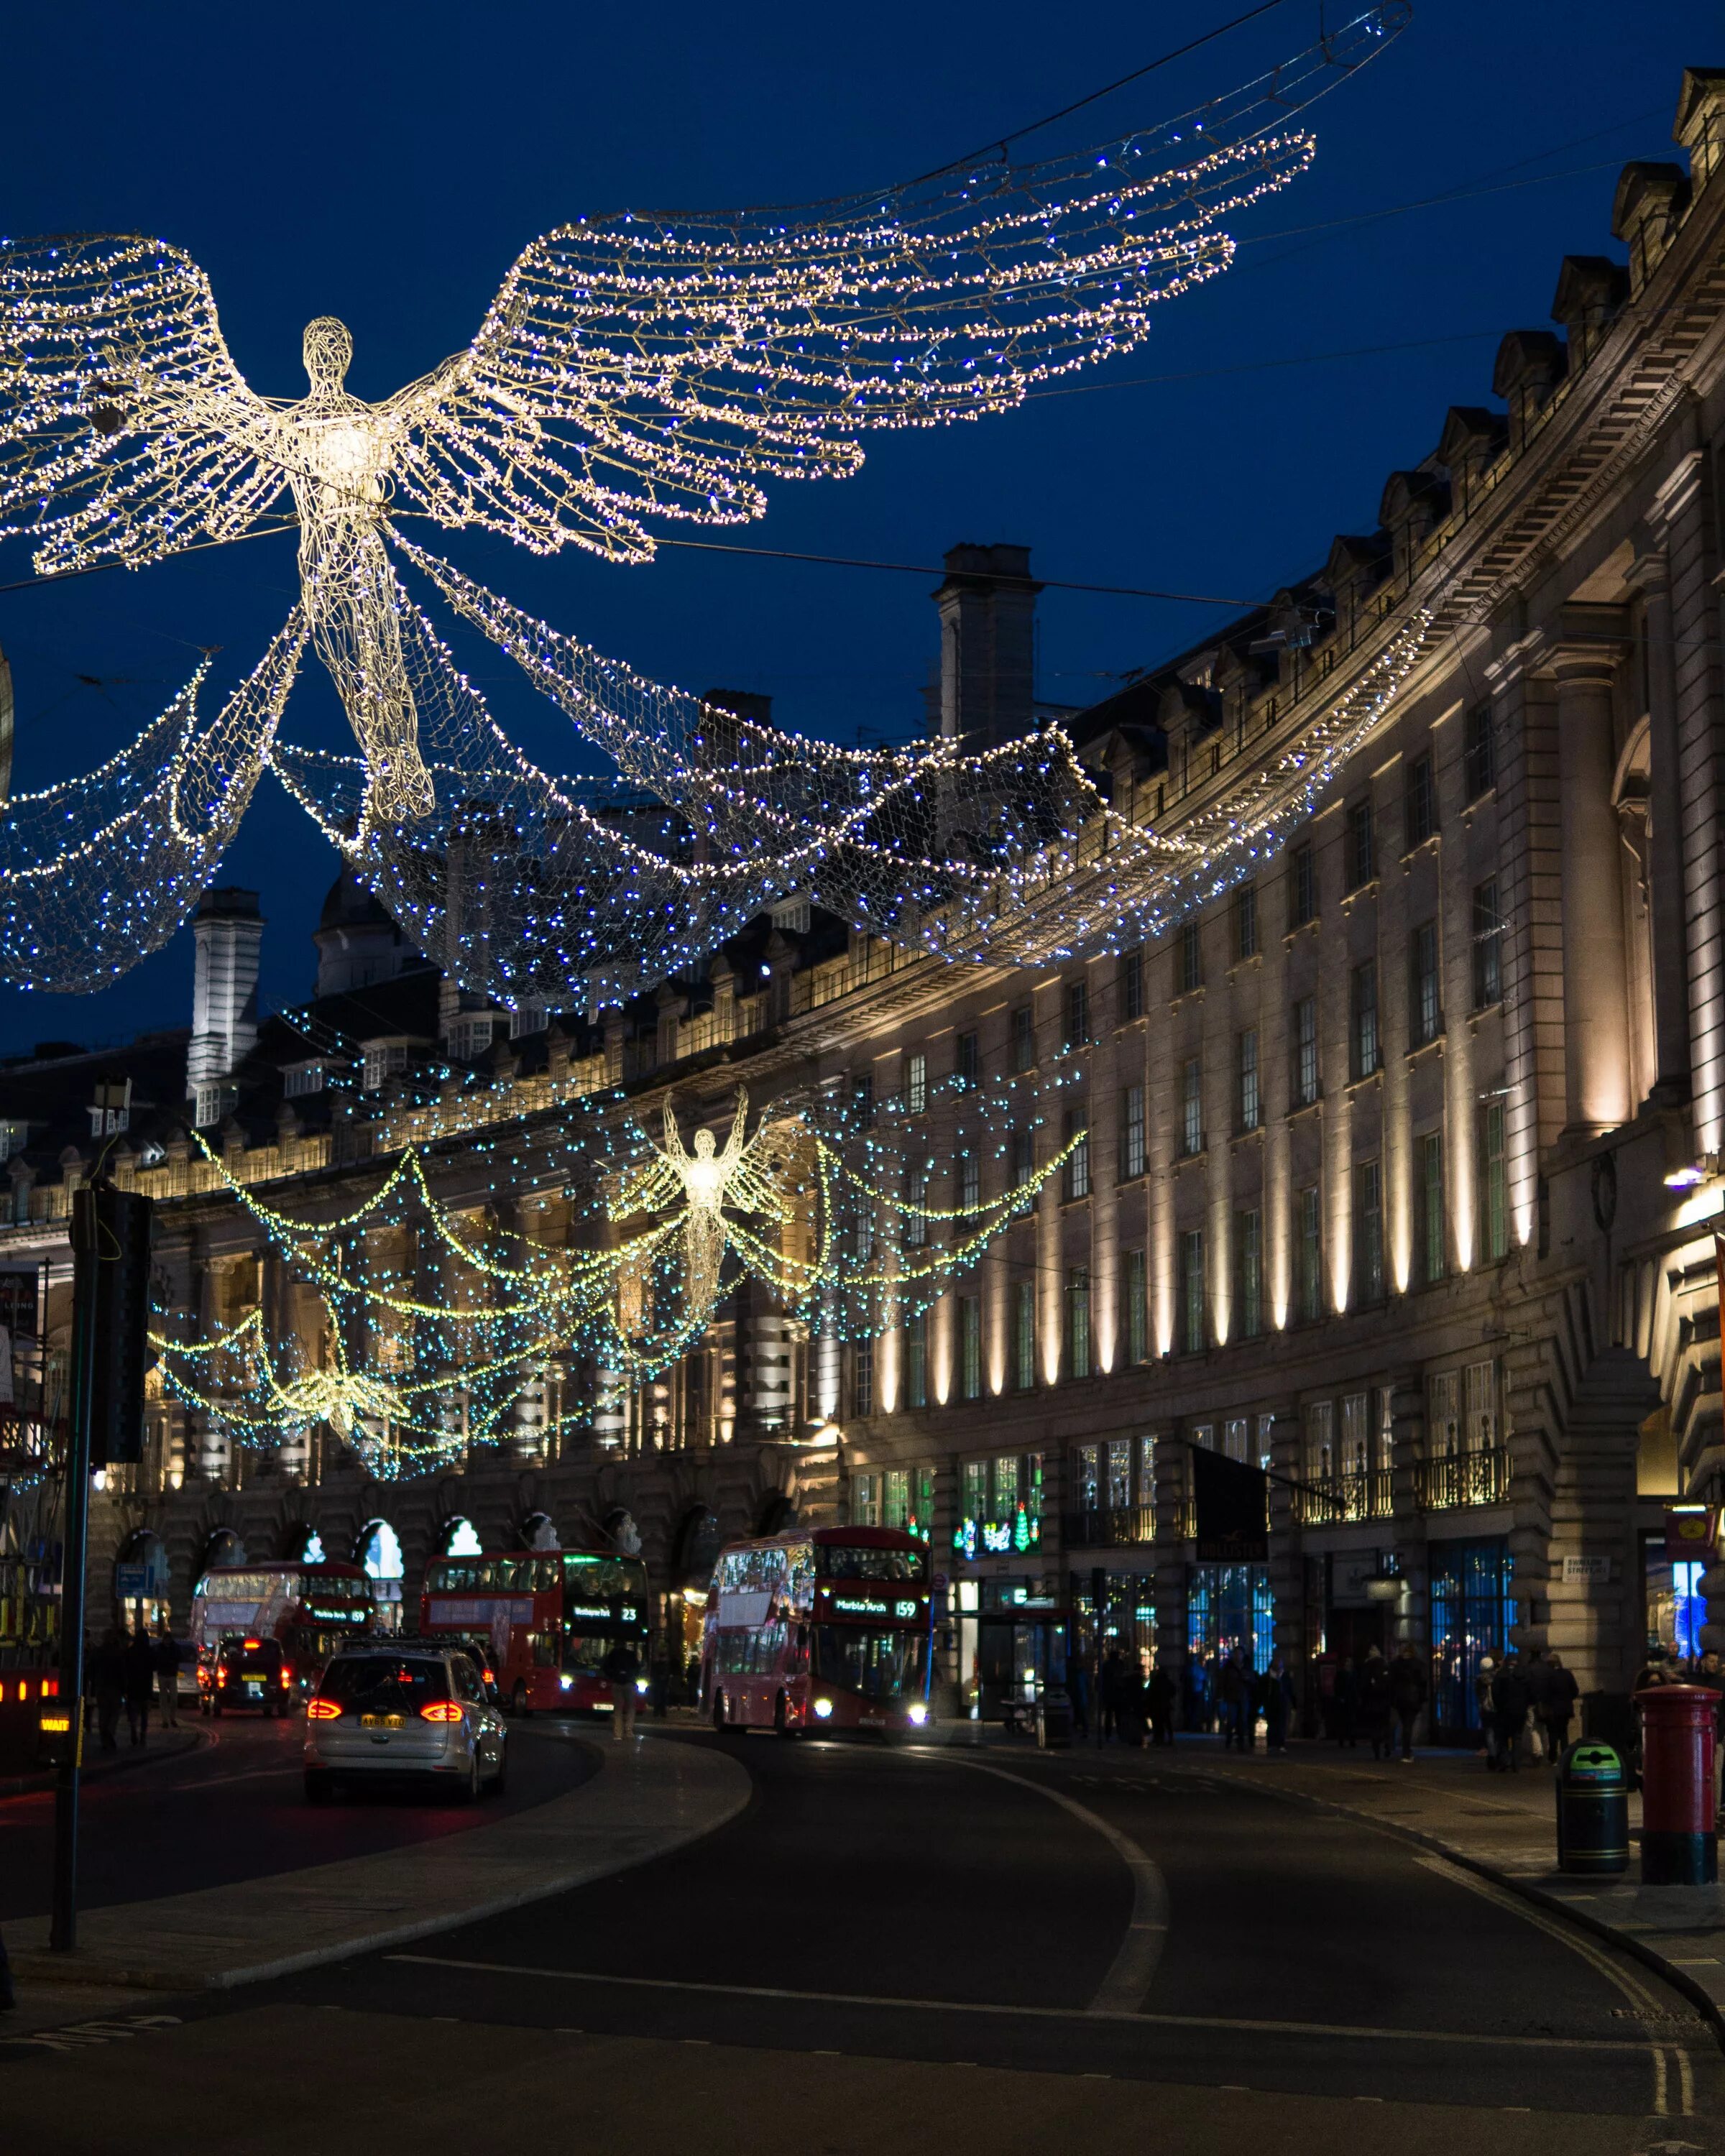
xmin=1190 ymin=1443 xmax=1269 ymax=1564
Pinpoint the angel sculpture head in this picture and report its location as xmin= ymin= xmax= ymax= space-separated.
xmin=303 ymin=315 xmax=355 ymax=394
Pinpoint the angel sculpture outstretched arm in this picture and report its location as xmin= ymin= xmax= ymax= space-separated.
xmin=0 ymin=9 xmax=1407 ymax=842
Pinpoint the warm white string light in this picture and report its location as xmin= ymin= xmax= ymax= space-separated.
xmin=0 ymin=9 xmax=1411 ymax=993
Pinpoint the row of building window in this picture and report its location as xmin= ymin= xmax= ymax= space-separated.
xmin=854 ymin=1114 xmax=1509 ymax=1419
xmin=855 ymin=1356 xmax=1501 ymax=1531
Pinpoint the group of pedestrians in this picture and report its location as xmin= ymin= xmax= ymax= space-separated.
xmin=87 ymin=1618 xmax=181 ymax=1751
xmin=1087 ymin=1648 xmax=1178 ymax=1746
xmin=1322 ymin=1644 xmax=1430 ymax=1760
xmin=1471 ymin=1648 xmax=1579 ymax=1770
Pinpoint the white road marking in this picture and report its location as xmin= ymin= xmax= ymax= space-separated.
xmin=1412 ymin=1853 xmax=1698 ymax=2116
xmin=948 ymin=1761 xmax=1171 ymax=2015
xmin=383 ymin=1954 xmax=1683 ymax=2050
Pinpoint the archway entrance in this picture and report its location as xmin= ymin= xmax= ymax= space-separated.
xmin=356 ymin=1520 xmax=405 ymax=1632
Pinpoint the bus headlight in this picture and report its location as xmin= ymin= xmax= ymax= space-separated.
xmin=558 ymin=1674 xmax=574 ymax=1691
xmin=906 ymin=1703 xmax=929 ymax=1726
xmin=635 ymin=1677 xmax=650 ymax=1694
xmin=813 ymin=1697 xmax=834 ymax=1720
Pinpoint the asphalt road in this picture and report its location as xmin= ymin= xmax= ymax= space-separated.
xmin=0 ymin=1710 xmax=599 ymax=1918
xmin=3 ymin=1729 xmax=1721 ymax=2156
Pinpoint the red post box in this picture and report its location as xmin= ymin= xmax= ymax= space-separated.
xmin=1635 ymin=1684 xmax=1719 ymax=1886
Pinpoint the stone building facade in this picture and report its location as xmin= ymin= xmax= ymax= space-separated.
xmin=4 ymin=68 xmax=1725 ymax=1734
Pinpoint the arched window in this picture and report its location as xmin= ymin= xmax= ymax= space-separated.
xmin=285 ymin=1524 xmax=326 ymax=1565
xmin=442 ymin=1517 xmax=482 ymax=1558
xmin=356 ymin=1520 xmax=405 ymax=1631
xmin=519 ymin=1511 xmax=559 ymax=1552
xmin=114 ymin=1529 xmax=170 ymax=1632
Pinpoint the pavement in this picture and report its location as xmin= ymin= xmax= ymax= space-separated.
xmin=4 ymin=1723 xmax=750 ymax=1995
xmin=0 ymin=1721 xmax=204 ymax=1797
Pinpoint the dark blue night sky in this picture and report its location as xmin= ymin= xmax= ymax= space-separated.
xmin=0 ymin=1 xmax=1715 ymax=1054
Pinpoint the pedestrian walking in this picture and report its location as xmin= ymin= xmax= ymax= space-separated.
xmin=1541 ymin=1652 xmax=1579 ymax=1764
xmin=602 ymin=1636 xmax=642 ymax=1741
xmin=123 ymin=1625 xmax=156 ymax=1746
xmin=1522 ymin=1649 xmax=1552 ymax=1764
xmin=1491 ymin=1654 xmax=1531 ymax=1773
xmin=1388 ymin=1641 xmax=1427 ymax=1761
xmin=1473 ymin=1655 xmax=1499 ymax=1769
xmin=1335 ymin=1655 xmax=1360 ymax=1749
xmin=1100 ymin=1648 xmax=1127 ymax=1743
xmin=91 ymin=1626 xmax=125 ymax=1754
xmin=1067 ymin=1657 xmax=1090 ymax=1739
xmin=1121 ymin=1665 xmax=1149 ymax=1749
xmin=1219 ymin=1652 xmax=1248 ymax=1751
xmin=1147 ymin=1662 xmax=1176 ymax=1746
xmin=1261 ymin=1654 xmax=1296 ymax=1754
xmin=154 ymin=1619 xmax=182 ymax=1731
xmin=1360 ymin=1645 xmax=1393 ymax=1761
xmin=1693 ymin=1648 xmax=1724 ymax=1825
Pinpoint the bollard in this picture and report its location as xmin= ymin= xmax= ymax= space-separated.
xmin=1554 ymin=1741 xmax=1628 ymax=1874
xmin=1036 ymin=1685 xmax=1074 ymax=1750
xmin=1635 ymin=1683 xmax=1719 ymax=1886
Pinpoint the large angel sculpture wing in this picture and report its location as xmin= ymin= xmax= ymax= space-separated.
xmin=0 ymin=234 xmax=285 ymax=575
xmin=386 ymin=8 xmax=1407 ymax=564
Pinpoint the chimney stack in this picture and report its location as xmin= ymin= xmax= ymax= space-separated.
xmin=932 ymin=542 xmax=1041 ymax=747
xmin=186 ymin=887 xmax=263 ymax=1097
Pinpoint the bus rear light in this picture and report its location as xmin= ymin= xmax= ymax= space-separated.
xmin=306 ymin=1699 xmax=341 ymax=1720
xmin=812 ymin=1698 xmax=834 ymax=1720
xmin=42 ymin=1677 xmax=58 ymax=1697
xmin=420 ymin=1702 xmax=464 ymax=1723
xmin=280 ymin=1669 xmax=293 ymax=1687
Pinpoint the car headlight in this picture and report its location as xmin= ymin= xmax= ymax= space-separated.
xmin=906 ymin=1703 xmax=929 ymax=1726
xmin=813 ymin=1697 xmax=834 ymax=1720
xmin=558 ymin=1674 xmax=574 ymax=1690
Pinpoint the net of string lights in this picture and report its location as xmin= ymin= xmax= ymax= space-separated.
xmin=150 ymin=1065 xmax=1077 ymax=1472
xmin=0 ymin=8 xmax=1415 ymax=1003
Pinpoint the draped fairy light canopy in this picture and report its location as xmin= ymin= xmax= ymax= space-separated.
xmin=0 ymin=7 xmax=1416 ymax=1006
xmin=152 ymin=1066 xmax=1077 ymax=1474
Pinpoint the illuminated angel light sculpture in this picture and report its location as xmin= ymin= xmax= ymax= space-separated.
xmin=0 ymin=7 xmax=1412 ymax=995
xmin=613 ymin=1089 xmax=804 ymax=1331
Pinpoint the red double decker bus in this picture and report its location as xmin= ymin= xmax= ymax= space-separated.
xmin=190 ymin=1562 xmax=375 ymax=1707
xmin=420 ymin=1547 xmax=650 ymax=1716
xmin=702 ymin=1525 xmax=932 ymax=1736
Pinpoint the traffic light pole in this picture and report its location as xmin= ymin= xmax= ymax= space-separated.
xmin=51 ymin=1187 xmax=101 ymax=1953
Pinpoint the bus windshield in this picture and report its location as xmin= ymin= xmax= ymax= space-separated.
xmin=816 ymin=1544 xmax=926 ymax=1583
xmin=813 ymin=1626 xmax=925 ymax=1700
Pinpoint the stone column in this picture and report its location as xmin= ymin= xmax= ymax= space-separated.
xmin=1552 ymin=620 xmax=1631 ymax=1131
xmin=1627 ymin=540 xmax=1693 ymax=1105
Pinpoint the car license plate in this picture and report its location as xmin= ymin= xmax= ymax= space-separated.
xmin=361 ymin=1713 xmax=405 ymax=1730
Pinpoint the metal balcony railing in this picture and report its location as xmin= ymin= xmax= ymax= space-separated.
xmin=1414 ymin=1447 xmax=1510 ymax=1511
xmin=1062 ymin=1504 xmax=1156 ymax=1550
xmin=1294 ymin=1469 xmax=1394 ymax=1526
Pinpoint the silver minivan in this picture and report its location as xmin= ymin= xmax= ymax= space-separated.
xmin=303 ymin=1645 xmax=507 ymax=1803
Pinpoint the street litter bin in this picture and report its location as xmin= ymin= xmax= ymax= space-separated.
xmin=1637 ymin=1684 xmax=1719 ymax=1885
xmin=1555 ymin=1740 xmax=1628 ymax=1874
xmin=1036 ymin=1685 xmax=1074 ymax=1750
